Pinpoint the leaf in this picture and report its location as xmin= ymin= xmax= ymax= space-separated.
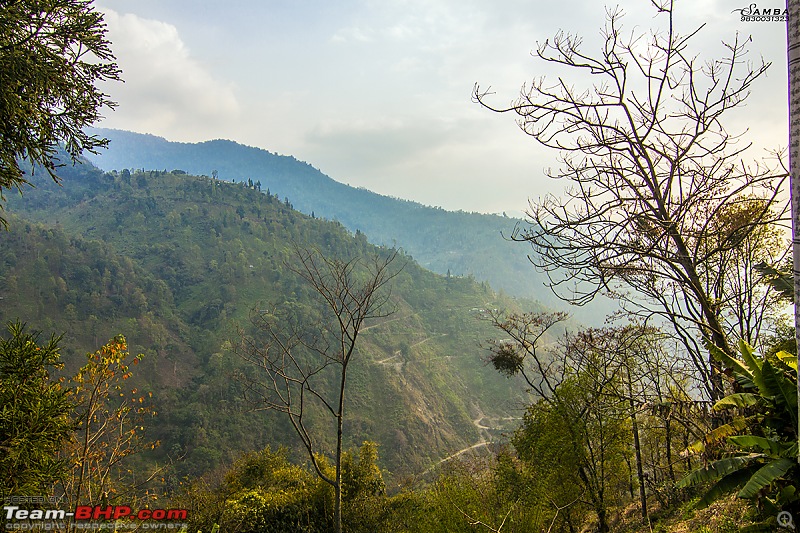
xmin=761 ymin=360 xmax=798 ymax=429
xmin=738 ymin=340 xmax=768 ymax=395
xmin=677 ymin=453 xmax=760 ymax=488
xmin=684 ymin=417 xmax=748 ymax=455
xmin=713 ymin=393 xmax=760 ymax=411
xmin=697 ymin=466 xmax=759 ymax=508
xmin=709 ymin=343 xmax=753 ymax=389
xmin=775 ymin=350 xmax=798 ymax=371
xmin=727 ymin=435 xmax=792 ymax=457
xmin=738 ymin=457 xmax=795 ymax=499
xmin=775 ymin=350 xmax=797 ymax=372
xmin=778 ymin=484 xmax=797 ymax=505
xmin=738 ymin=339 xmax=763 ymax=373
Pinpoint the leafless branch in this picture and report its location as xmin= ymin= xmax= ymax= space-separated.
xmin=474 ymin=1 xmax=787 ymax=401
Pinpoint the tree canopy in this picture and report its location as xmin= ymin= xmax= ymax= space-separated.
xmin=0 ymin=321 xmax=72 ymax=497
xmin=0 ymin=0 xmax=120 ymax=226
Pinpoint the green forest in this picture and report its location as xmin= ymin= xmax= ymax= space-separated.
xmin=82 ymin=127 xmax=592 ymax=318
xmin=2 ymin=1 xmax=799 ymax=532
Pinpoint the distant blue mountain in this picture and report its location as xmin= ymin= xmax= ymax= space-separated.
xmin=85 ymin=127 xmax=614 ymax=320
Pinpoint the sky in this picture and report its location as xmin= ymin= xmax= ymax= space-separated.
xmin=92 ymin=0 xmax=789 ymax=215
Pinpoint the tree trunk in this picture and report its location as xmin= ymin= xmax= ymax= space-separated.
xmin=334 ymin=415 xmax=343 ymax=533
xmin=334 ymin=365 xmax=348 ymax=533
xmin=787 ymin=0 xmax=800 ymax=466
xmin=664 ymin=417 xmax=675 ymax=483
xmin=664 ymin=223 xmax=731 ymax=403
xmin=665 ymin=417 xmax=676 ymax=506
xmin=683 ymin=426 xmax=692 ymax=472
xmin=624 ymin=454 xmax=635 ymax=500
xmin=629 ymin=397 xmax=648 ymax=520
xmin=624 ymin=365 xmax=648 ymax=520
xmin=596 ymin=506 xmax=609 ymax=533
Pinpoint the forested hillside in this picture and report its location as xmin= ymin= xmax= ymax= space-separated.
xmin=4 ymin=0 xmax=796 ymax=530
xmin=2 ymin=158 xmax=543 ymax=481
xmin=83 ymin=128 xmax=560 ymax=307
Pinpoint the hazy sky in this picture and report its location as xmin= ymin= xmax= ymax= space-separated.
xmin=92 ymin=0 xmax=788 ymax=215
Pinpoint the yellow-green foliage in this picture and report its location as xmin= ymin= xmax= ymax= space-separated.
xmin=184 ymin=442 xmax=396 ymax=533
xmin=184 ymin=446 xmax=332 ymax=533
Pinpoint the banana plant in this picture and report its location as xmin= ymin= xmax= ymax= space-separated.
xmin=678 ymin=340 xmax=798 ymax=516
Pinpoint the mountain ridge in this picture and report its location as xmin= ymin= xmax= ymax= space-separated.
xmin=2 ymin=157 xmax=538 ymax=482
xmin=84 ymin=128 xmax=554 ymax=304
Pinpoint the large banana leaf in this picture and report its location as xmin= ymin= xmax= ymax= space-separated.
xmin=680 ymin=341 xmax=800 ymax=511
xmin=738 ymin=340 xmax=764 ymax=377
xmin=709 ymin=343 xmax=753 ymax=389
xmin=775 ymin=350 xmax=798 ymax=371
xmin=761 ymin=359 xmax=798 ymax=430
xmin=713 ymin=393 xmax=760 ymax=411
xmin=697 ymin=467 xmax=760 ymax=508
xmin=684 ymin=417 xmax=748 ymax=455
xmin=738 ymin=457 xmax=795 ymax=499
xmin=727 ymin=435 xmax=793 ymax=457
xmin=678 ymin=454 xmax=761 ymax=488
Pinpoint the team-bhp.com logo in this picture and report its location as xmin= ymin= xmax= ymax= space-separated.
xmin=4 ymin=503 xmax=188 ymax=530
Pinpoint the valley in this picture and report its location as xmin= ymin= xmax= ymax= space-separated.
xmin=1 ymin=157 xmax=548 ymax=483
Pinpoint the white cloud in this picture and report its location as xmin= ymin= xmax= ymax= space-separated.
xmin=97 ymin=8 xmax=240 ymax=140
xmin=85 ymin=0 xmax=787 ymax=214
xmin=300 ymin=112 xmax=550 ymax=214
xmin=331 ymin=26 xmax=374 ymax=43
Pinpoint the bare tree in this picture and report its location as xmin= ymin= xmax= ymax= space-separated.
xmin=484 ymin=309 xmax=569 ymax=398
xmin=237 ymin=247 xmax=400 ymax=533
xmin=474 ymin=0 xmax=788 ymax=402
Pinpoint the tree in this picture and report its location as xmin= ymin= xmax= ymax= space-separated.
xmin=487 ymin=311 xmax=702 ymax=530
xmin=180 ymin=442 xmax=389 ymax=533
xmin=60 ymin=335 xmax=159 ymax=510
xmin=474 ymin=0 xmax=788 ymax=402
xmin=703 ymin=198 xmax=788 ymax=349
xmin=0 ymin=0 xmax=121 ymax=226
xmin=484 ymin=309 xmax=569 ymax=397
xmin=237 ymin=247 xmax=400 ymax=533
xmin=486 ymin=312 xmax=631 ymax=532
xmin=510 ymin=356 xmax=630 ymax=533
xmin=218 ymin=446 xmax=334 ymax=533
xmin=340 ymin=441 xmax=389 ymax=533
xmin=0 ymin=321 xmax=73 ymax=498
xmin=562 ymin=325 xmax=701 ymax=521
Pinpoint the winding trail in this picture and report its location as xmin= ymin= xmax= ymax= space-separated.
xmin=410 ymin=333 xmax=447 ymax=348
xmin=373 ymin=333 xmax=448 ymax=366
xmin=361 ymin=313 xmax=415 ymax=332
xmin=424 ymin=441 xmax=492 ymax=472
xmin=420 ymin=404 xmax=511 ymax=475
xmin=364 ymin=304 xmax=511 ymax=474
xmin=375 ymin=350 xmax=402 ymax=365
